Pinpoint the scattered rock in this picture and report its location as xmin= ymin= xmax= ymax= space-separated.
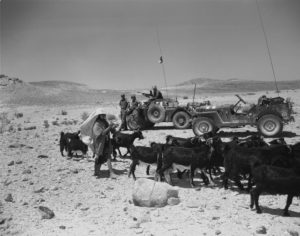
xmin=3 ymin=179 xmax=12 ymax=186
xmin=7 ymin=161 xmax=14 ymax=166
xmin=135 ymin=228 xmax=144 ymax=234
xmin=15 ymin=160 xmax=22 ymax=164
xmin=22 ymin=169 xmax=31 ymax=174
xmin=50 ymin=186 xmax=59 ymax=191
xmin=129 ymin=222 xmax=140 ymax=229
xmin=4 ymin=194 xmax=14 ymax=203
xmin=24 ymin=126 xmax=36 ymax=130
xmin=8 ymin=143 xmax=26 ymax=148
xmin=59 ymin=225 xmax=66 ymax=230
xmin=37 ymin=155 xmax=49 ymax=159
xmin=167 ymin=197 xmax=180 ymax=206
xmin=287 ymin=230 xmax=299 ymax=236
xmin=256 ymin=225 xmax=267 ymax=234
xmin=80 ymin=207 xmax=90 ymax=211
xmin=132 ymin=178 xmax=179 ymax=207
xmin=22 ymin=177 xmax=29 ymax=182
xmin=123 ymin=207 xmax=128 ymax=212
xmin=212 ymin=216 xmax=220 ymax=220
xmin=0 ymin=217 xmax=6 ymax=225
xmin=75 ymin=203 xmax=82 ymax=209
xmin=186 ymin=200 xmax=201 ymax=208
xmin=72 ymin=169 xmax=79 ymax=174
xmin=34 ymin=187 xmax=46 ymax=193
xmin=38 ymin=206 xmax=55 ymax=219
xmin=215 ymin=230 xmax=221 ymax=235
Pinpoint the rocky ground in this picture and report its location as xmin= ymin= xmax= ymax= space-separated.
xmin=1 ymin=90 xmax=300 ymax=236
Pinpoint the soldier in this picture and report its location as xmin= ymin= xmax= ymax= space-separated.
xmin=119 ymin=94 xmax=129 ymax=131
xmin=93 ymin=114 xmax=118 ymax=178
xmin=127 ymin=95 xmax=141 ymax=115
xmin=151 ymin=86 xmax=163 ymax=99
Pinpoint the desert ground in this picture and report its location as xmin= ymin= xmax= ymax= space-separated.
xmin=1 ymin=89 xmax=300 ymax=236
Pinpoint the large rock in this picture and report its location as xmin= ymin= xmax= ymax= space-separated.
xmin=132 ymin=178 xmax=179 ymax=207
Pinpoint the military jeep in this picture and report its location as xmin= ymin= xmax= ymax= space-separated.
xmin=126 ymin=95 xmax=208 ymax=130
xmin=192 ymin=94 xmax=294 ymax=137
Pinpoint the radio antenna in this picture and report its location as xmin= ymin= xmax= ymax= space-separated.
xmin=156 ymin=27 xmax=169 ymax=98
xmin=255 ymin=0 xmax=280 ymax=95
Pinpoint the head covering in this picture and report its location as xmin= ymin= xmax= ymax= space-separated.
xmin=121 ymin=94 xmax=125 ymax=97
xmin=131 ymin=94 xmax=136 ymax=99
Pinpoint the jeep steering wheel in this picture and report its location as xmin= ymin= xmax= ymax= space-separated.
xmin=236 ymin=94 xmax=246 ymax=104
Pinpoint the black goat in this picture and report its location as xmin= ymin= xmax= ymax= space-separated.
xmin=250 ymin=164 xmax=300 ymax=216
xmin=112 ymin=130 xmax=144 ymax=159
xmin=128 ymin=145 xmax=161 ymax=181
xmin=156 ymin=144 xmax=211 ymax=187
xmin=59 ymin=131 xmax=80 ymax=156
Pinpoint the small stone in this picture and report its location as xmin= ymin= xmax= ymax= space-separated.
xmin=287 ymin=230 xmax=299 ymax=236
xmin=4 ymin=193 xmax=14 ymax=202
xmin=135 ymin=228 xmax=144 ymax=234
xmin=212 ymin=216 xmax=220 ymax=220
xmin=15 ymin=160 xmax=22 ymax=164
xmin=37 ymin=155 xmax=48 ymax=159
xmin=8 ymin=161 xmax=14 ymax=166
xmin=167 ymin=197 xmax=180 ymax=206
xmin=72 ymin=169 xmax=79 ymax=174
xmin=80 ymin=207 xmax=89 ymax=211
xmin=38 ymin=206 xmax=55 ymax=219
xmin=256 ymin=226 xmax=267 ymax=234
xmin=75 ymin=203 xmax=82 ymax=209
xmin=22 ymin=169 xmax=31 ymax=174
xmin=50 ymin=186 xmax=59 ymax=191
xmin=59 ymin=225 xmax=66 ymax=230
xmin=3 ymin=179 xmax=12 ymax=186
xmin=29 ymin=181 xmax=34 ymax=185
xmin=215 ymin=230 xmax=221 ymax=235
xmin=22 ymin=202 xmax=28 ymax=206
xmin=0 ymin=217 xmax=6 ymax=225
xmin=22 ymin=177 xmax=29 ymax=182
xmin=34 ymin=187 xmax=46 ymax=193
xmin=186 ymin=200 xmax=200 ymax=208
xmin=129 ymin=222 xmax=140 ymax=229
xmin=123 ymin=207 xmax=128 ymax=212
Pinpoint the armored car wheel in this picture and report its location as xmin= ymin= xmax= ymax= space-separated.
xmin=172 ymin=111 xmax=191 ymax=129
xmin=192 ymin=117 xmax=215 ymax=136
xmin=147 ymin=104 xmax=166 ymax=123
xmin=257 ymin=114 xmax=283 ymax=137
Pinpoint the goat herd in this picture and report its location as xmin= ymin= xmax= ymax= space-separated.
xmin=60 ymin=129 xmax=300 ymax=217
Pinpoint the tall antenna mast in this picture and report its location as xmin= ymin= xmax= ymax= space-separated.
xmin=156 ymin=27 xmax=169 ymax=98
xmin=255 ymin=0 xmax=280 ymax=95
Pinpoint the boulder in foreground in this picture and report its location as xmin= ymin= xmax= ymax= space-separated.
xmin=132 ymin=178 xmax=179 ymax=207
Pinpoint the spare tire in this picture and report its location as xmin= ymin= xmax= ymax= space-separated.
xmin=172 ymin=111 xmax=191 ymax=129
xmin=147 ymin=104 xmax=166 ymax=123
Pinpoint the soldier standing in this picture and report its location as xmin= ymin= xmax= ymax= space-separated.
xmin=127 ymin=95 xmax=141 ymax=115
xmin=119 ymin=94 xmax=129 ymax=131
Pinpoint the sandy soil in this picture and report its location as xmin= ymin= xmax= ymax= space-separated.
xmin=1 ymin=90 xmax=300 ymax=236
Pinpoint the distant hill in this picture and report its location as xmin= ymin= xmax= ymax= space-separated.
xmin=0 ymin=76 xmax=125 ymax=106
xmin=1 ymin=75 xmax=299 ymax=106
xmin=167 ymin=78 xmax=300 ymax=96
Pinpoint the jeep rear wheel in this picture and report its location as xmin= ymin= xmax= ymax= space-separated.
xmin=257 ymin=114 xmax=283 ymax=137
xmin=192 ymin=117 xmax=215 ymax=136
xmin=172 ymin=111 xmax=191 ymax=129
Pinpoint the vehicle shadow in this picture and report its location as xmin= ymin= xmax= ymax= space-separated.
xmin=217 ymin=130 xmax=298 ymax=138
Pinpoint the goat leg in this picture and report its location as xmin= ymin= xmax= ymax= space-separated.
xmin=283 ymin=194 xmax=293 ymax=217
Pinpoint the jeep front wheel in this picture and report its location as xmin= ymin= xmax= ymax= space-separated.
xmin=172 ymin=111 xmax=191 ymax=129
xmin=192 ymin=117 xmax=215 ymax=136
xmin=257 ymin=114 xmax=283 ymax=137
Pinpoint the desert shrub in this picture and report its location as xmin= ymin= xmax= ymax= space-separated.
xmin=81 ymin=112 xmax=89 ymax=121
xmin=61 ymin=110 xmax=68 ymax=115
xmin=44 ymin=120 xmax=50 ymax=128
xmin=52 ymin=120 xmax=59 ymax=126
xmin=183 ymin=96 xmax=188 ymax=99
xmin=14 ymin=112 xmax=23 ymax=118
xmin=0 ymin=112 xmax=10 ymax=133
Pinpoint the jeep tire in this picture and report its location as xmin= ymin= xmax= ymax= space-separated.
xmin=192 ymin=117 xmax=215 ymax=136
xmin=257 ymin=114 xmax=283 ymax=137
xmin=172 ymin=111 xmax=191 ymax=129
xmin=147 ymin=104 xmax=166 ymax=123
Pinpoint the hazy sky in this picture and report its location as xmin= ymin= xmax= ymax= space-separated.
xmin=1 ymin=0 xmax=300 ymax=89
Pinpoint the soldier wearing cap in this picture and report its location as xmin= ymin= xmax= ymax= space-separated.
xmin=127 ymin=94 xmax=141 ymax=115
xmin=119 ymin=94 xmax=129 ymax=131
xmin=93 ymin=113 xmax=118 ymax=178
